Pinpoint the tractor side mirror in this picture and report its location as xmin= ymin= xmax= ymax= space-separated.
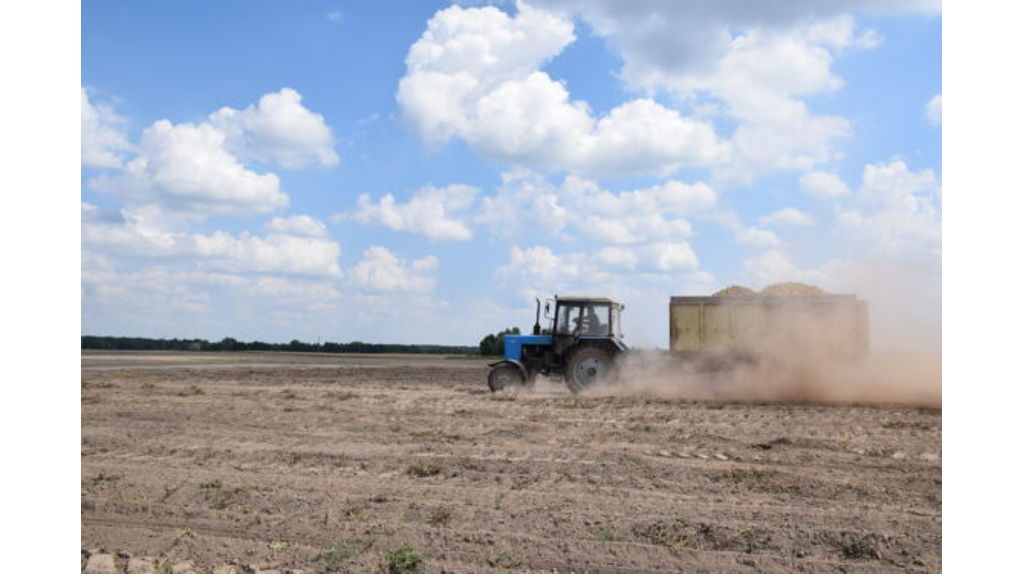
xmin=544 ymin=301 xmax=552 ymax=318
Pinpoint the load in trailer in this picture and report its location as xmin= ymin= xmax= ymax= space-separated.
xmin=487 ymin=295 xmax=628 ymax=394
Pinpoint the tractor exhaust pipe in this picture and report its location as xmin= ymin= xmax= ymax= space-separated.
xmin=533 ymin=297 xmax=541 ymax=335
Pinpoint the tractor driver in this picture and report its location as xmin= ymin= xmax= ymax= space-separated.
xmin=581 ymin=305 xmax=605 ymax=335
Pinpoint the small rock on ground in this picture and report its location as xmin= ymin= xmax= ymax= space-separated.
xmin=84 ymin=554 xmax=117 ymax=574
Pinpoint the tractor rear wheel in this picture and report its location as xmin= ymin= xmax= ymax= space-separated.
xmin=488 ymin=364 xmax=525 ymax=393
xmin=564 ymin=346 xmax=615 ymax=393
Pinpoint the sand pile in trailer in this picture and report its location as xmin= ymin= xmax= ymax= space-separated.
xmin=712 ymin=285 xmax=756 ymax=297
xmin=760 ymin=282 xmax=827 ymax=296
xmin=712 ymin=282 xmax=827 ymax=297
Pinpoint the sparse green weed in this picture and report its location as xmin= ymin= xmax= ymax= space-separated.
xmin=323 ymin=540 xmax=366 ymax=572
xmin=384 ymin=544 xmax=424 ymax=574
xmin=91 ymin=471 xmax=123 ymax=483
xmin=592 ymin=523 xmax=623 ymax=542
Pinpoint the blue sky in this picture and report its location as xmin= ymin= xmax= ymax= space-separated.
xmin=81 ymin=0 xmax=941 ymax=346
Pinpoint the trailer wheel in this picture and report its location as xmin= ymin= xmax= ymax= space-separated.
xmin=488 ymin=364 xmax=525 ymax=393
xmin=565 ymin=346 xmax=615 ymax=393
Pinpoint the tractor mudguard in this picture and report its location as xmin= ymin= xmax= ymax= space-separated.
xmin=488 ymin=359 xmax=528 ymax=380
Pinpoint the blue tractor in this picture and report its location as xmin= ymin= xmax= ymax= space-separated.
xmin=487 ymin=295 xmax=628 ymax=393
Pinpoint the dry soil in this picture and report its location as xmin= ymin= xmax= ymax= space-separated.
xmin=81 ymin=351 xmax=941 ymax=573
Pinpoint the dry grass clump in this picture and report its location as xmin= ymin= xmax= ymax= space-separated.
xmin=712 ymin=467 xmax=779 ymax=485
xmin=176 ymin=385 xmax=204 ymax=397
xmin=198 ymin=479 xmax=246 ymax=509
xmin=882 ymin=420 xmax=934 ymax=430
xmin=632 ymin=519 xmax=773 ymax=553
xmin=406 ymin=461 xmax=443 ymax=477
xmin=709 ymin=467 xmax=806 ymax=495
xmin=323 ymin=390 xmax=359 ymax=401
xmin=485 ymin=551 xmax=525 ymax=568
xmin=426 ymin=505 xmax=454 ymax=527
xmin=825 ymin=531 xmax=891 ymax=561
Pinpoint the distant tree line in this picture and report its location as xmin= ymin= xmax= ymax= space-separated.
xmin=478 ymin=327 xmax=521 ymax=357
xmin=81 ymin=335 xmax=478 ymax=355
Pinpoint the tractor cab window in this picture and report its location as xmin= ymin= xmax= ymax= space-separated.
xmin=556 ymin=303 xmax=611 ymax=336
xmin=556 ymin=305 xmax=580 ymax=335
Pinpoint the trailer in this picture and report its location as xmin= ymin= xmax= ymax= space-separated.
xmin=669 ymin=294 xmax=869 ymax=361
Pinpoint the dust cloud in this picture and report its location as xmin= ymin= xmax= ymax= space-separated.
xmin=590 ymin=348 xmax=940 ymax=406
xmin=591 ymin=272 xmax=941 ymax=407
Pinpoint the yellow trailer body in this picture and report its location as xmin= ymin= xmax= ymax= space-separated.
xmin=669 ymin=295 xmax=868 ymax=359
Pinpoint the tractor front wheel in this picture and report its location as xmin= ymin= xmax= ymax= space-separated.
xmin=564 ymin=346 xmax=615 ymax=393
xmin=488 ymin=364 xmax=525 ymax=393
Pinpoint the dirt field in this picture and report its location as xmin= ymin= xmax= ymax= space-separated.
xmin=81 ymin=351 xmax=941 ymax=573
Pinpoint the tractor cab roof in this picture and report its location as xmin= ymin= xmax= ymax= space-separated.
xmin=554 ymin=295 xmax=622 ymax=306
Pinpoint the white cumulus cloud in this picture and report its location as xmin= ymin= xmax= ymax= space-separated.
xmin=192 ymin=232 xmax=343 ymax=277
xmin=91 ymin=119 xmax=288 ymax=217
xmin=209 ymin=88 xmax=339 ymax=169
xmin=479 ymin=170 xmax=718 ymax=245
xmin=800 ymin=171 xmax=851 ymax=199
xmin=759 ymin=207 xmax=816 ymax=227
xmin=837 ymin=159 xmax=941 ymax=261
xmin=350 ymin=246 xmax=438 ymax=292
xmin=88 ymin=88 xmax=340 ymax=220
xmin=925 ymin=93 xmax=942 ymax=126
xmin=735 ymin=227 xmax=783 ymax=248
xmin=343 ymin=184 xmax=478 ymax=241
xmin=500 ymin=241 xmax=699 ymax=285
xmin=527 ymin=1 xmax=938 ymax=180
xmin=397 ymin=2 xmax=729 ymax=177
xmin=742 ymin=158 xmax=941 ymax=292
xmin=265 ymin=215 xmax=329 ymax=238
xmin=83 ymin=204 xmax=342 ymax=277
xmin=741 ymin=249 xmax=842 ymax=289
xmin=82 ymin=88 xmax=131 ymax=169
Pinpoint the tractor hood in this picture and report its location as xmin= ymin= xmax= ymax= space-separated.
xmin=503 ymin=334 xmax=552 ymax=361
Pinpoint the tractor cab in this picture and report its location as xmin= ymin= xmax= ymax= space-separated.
xmin=550 ymin=295 xmax=623 ymax=350
xmin=487 ymin=295 xmax=627 ymax=394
